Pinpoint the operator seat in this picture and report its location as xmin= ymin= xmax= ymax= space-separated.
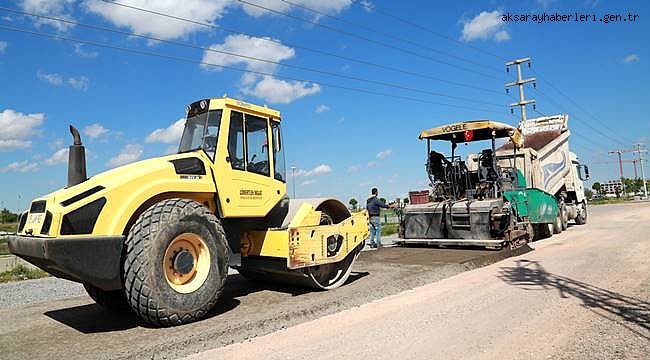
xmin=428 ymin=150 xmax=451 ymax=181
xmin=478 ymin=149 xmax=498 ymax=181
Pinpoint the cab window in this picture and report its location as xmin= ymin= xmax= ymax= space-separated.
xmin=228 ymin=111 xmax=245 ymax=170
xmin=245 ymin=114 xmax=270 ymax=176
xmin=202 ymin=110 xmax=221 ymax=161
xmin=271 ymin=121 xmax=286 ymax=182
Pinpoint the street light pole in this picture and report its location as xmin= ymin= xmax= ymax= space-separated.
xmin=290 ymin=166 xmax=297 ymax=199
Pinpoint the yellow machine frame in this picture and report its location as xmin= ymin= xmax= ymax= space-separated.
xmin=16 ymin=97 xmax=367 ymax=270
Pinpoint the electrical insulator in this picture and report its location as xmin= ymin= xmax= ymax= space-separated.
xmin=533 ymin=82 xmax=537 ymax=88
xmin=506 ymin=88 xmax=509 ymax=94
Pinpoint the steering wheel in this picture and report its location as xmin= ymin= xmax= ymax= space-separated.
xmin=231 ymin=157 xmax=245 ymax=169
xmin=249 ymin=160 xmax=269 ymax=174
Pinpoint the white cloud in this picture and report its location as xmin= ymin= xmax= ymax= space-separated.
xmin=0 ymin=109 xmax=45 ymax=151
xmin=19 ymin=0 xmax=75 ymax=31
xmin=301 ymin=179 xmax=315 ymax=186
xmin=0 ymin=41 xmax=7 ymax=54
xmin=360 ymin=0 xmax=374 ymax=12
xmin=68 ymin=76 xmax=89 ymax=91
xmin=0 ymin=160 xmax=39 ymax=173
xmin=241 ymin=0 xmax=352 ymax=17
xmin=0 ymin=140 xmax=32 ymax=152
xmin=201 ymin=35 xmax=320 ymax=104
xmin=536 ymin=0 xmax=556 ymax=8
xmin=201 ymin=34 xmax=295 ymax=74
xmin=44 ymin=148 xmax=69 ymax=166
xmin=73 ymin=44 xmax=98 ymax=58
xmin=164 ymin=145 xmax=178 ymax=155
xmin=461 ymin=10 xmax=510 ymax=43
xmin=37 ymin=71 xmax=89 ymax=90
xmin=242 ymin=76 xmax=320 ymax=104
xmin=83 ymin=123 xmax=109 ymax=139
xmin=146 ymin=118 xmax=186 ymax=144
xmin=494 ymin=30 xmax=510 ymax=42
xmin=623 ymin=54 xmax=640 ymax=63
xmin=315 ymin=104 xmax=330 ymax=113
xmin=347 ymin=164 xmax=360 ymax=173
xmin=106 ymin=144 xmax=143 ymax=168
xmin=367 ymin=160 xmax=377 ymax=168
xmin=85 ymin=0 xmax=232 ymax=40
xmin=376 ymin=148 xmax=393 ymax=160
xmin=37 ymin=71 xmax=64 ymax=86
xmin=295 ymin=164 xmax=332 ymax=177
xmin=49 ymin=139 xmax=64 ymax=150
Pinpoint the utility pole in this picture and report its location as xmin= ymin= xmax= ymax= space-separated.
xmin=636 ymin=143 xmax=648 ymax=199
xmin=608 ymin=147 xmax=646 ymax=197
xmin=505 ymin=57 xmax=536 ymax=129
xmin=608 ymin=150 xmax=627 ymax=196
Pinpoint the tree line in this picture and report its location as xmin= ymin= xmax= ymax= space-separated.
xmin=0 ymin=208 xmax=19 ymax=224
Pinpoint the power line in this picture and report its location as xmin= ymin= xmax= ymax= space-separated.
xmin=277 ymin=0 xmax=503 ymax=73
xmin=0 ymin=7 xmax=505 ymax=108
xmin=355 ymin=0 xmax=636 ymax=148
xmin=353 ymin=1 xmax=503 ymax=61
xmin=0 ymin=24 xmax=506 ymax=115
xmin=529 ymin=107 xmax=605 ymax=154
xmin=532 ymin=87 xmax=629 ymax=146
xmin=235 ymin=0 xmax=502 ymax=80
xmin=95 ymin=0 xmax=503 ymax=96
xmin=531 ymin=69 xmax=635 ymax=144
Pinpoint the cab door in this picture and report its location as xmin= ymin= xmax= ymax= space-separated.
xmin=219 ymin=109 xmax=283 ymax=217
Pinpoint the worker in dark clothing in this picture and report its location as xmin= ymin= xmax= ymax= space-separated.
xmin=366 ymin=187 xmax=394 ymax=248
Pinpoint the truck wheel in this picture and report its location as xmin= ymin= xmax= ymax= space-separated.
xmin=123 ymin=198 xmax=229 ymax=326
xmin=84 ymin=284 xmax=130 ymax=311
xmin=533 ymin=223 xmax=552 ymax=240
xmin=574 ymin=201 xmax=588 ymax=225
xmin=559 ymin=202 xmax=568 ymax=230
xmin=552 ymin=211 xmax=562 ymax=234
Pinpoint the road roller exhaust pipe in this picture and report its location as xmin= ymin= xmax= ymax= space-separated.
xmin=67 ymin=125 xmax=87 ymax=187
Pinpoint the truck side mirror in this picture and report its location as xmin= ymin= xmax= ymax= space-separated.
xmin=584 ymin=165 xmax=590 ymax=180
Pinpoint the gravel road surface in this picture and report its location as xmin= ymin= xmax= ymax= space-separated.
xmin=2 ymin=203 xmax=646 ymax=359
xmin=191 ymin=202 xmax=650 ymax=360
xmin=0 ymin=235 xmax=527 ymax=359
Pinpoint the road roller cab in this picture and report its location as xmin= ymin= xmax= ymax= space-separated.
xmin=8 ymin=97 xmax=369 ymax=326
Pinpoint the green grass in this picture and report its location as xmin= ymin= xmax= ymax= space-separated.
xmin=0 ymin=222 xmax=18 ymax=233
xmin=0 ymin=264 xmax=49 ymax=283
xmin=0 ymin=223 xmax=18 ymax=256
xmin=589 ymin=197 xmax=632 ymax=205
xmin=381 ymin=223 xmax=399 ymax=236
xmin=0 ymin=238 xmax=8 ymax=256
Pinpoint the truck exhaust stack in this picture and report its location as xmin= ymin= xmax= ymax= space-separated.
xmin=67 ymin=125 xmax=87 ymax=187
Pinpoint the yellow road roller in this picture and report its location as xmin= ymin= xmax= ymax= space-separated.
xmin=8 ymin=97 xmax=369 ymax=326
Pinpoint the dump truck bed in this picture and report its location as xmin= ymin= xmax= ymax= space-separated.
xmin=497 ymin=115 xmax=573 ymax=196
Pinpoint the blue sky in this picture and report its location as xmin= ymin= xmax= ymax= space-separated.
xmin=0 ymin=0 xmax=648 ymax=211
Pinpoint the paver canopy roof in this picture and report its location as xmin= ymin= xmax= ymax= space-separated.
xmin=419 ymin=120 xmax=523 ymax=147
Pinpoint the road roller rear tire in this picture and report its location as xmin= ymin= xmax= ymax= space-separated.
xmin=123 ymin=198 xmax=229 ymax=326
xmin=84 ymin=284 xmax=130 ymax=312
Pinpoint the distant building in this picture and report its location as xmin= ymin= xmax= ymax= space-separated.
xmin=601 ymin=179 xmax=623 ymax=196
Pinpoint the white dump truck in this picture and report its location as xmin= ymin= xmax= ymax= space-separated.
xmin=495 ymin=114 xmax=590 ymax=232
